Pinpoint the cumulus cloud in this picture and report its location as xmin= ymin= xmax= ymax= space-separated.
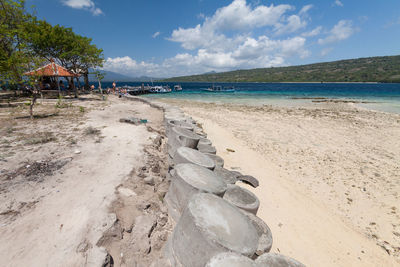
xmin=333 ymin=0 xmax=344 ymax=7
xmin=152 ymin=31 xmax=160 ymax=38
xmin=301 ymin=26 xmax=322 ymax=37
xmin=104 ymin=0 xmax=319 ymax=77
xmin=62 ymin=0 xmax=103 ymax=15
xmin=318 ymin=20 xmax=357 ymax=45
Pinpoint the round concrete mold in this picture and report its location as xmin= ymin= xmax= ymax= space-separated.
xmin=204 ymin=153 xmax=224 ymax=168
xmin=171 ymin=127 xmax=200 ymax=148
xmin=165 ymin=163 xmax=227 ymax=221
xmin=240 ymin=211 xmax=273 ymax=257
xmin=198 ymin=138 xmax=212 ymax=146
xmin=197 ymin=143 xmax=217 ymax=154
xmin=167 ymin=120 xmax=194 ymax=132
xmin=214 ymin=166 xmax=238 ymax=184
xmin=170 ymin=193 xmax=259 ymax=267
xmin=255 ymin=253 xmax=305 ymax=267
xmin=206 ymin=252 xmax=256 ymax=267
xmin=223 ymin=185 xmax=260 ymax=215
xmin=167 ymin=127 xmax=200 ymax=158
xmin=173 ymin=147 xmax=215 ymax=170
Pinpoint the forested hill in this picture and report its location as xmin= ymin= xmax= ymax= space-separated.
xmin=161 ymin=55 xmax=400 ymax=83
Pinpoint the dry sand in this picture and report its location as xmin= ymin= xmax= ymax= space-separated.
xmin=0 ymin=95 xmax=170 ymax=266
xmin=159 ymin=98 xmax=400 ymax=267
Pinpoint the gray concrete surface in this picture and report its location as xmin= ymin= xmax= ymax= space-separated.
xmin=223 ymin=185 xmax=260 ymax=215
xmin=165 ymin=163 xmax=227 ymax=221
xmin=170 ymin=193 xmax=259 ymax=267
xmin=173 ymin=147 xmax=215 ymax=170
xmin=198 ymin=138 xmax=212 ymax=146
xmin=206 ymin=252 xmax=256 ymax=267
xmin=240 ymin=211 xmax=273 ymax=258
xmin=213 ymin=166 xmax=238 ymax=184
xmin=204 ymin=153 xmax=224 ymax=168
xmin=197 ymin=143 xmax=217 ymax=154
xmin=238 ymin=175 xmax=260 ymax=188
xmin=255 ymin=253 xmax=306 ymax=267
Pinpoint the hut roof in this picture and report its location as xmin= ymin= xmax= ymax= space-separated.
xmin=25 ymin=62 xmax=79 ymax=77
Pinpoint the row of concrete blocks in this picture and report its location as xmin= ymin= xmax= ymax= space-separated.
xmin=144 ymin=100 xmax=305 ymax=267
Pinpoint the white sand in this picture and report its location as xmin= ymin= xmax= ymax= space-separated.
xmin=0 ymin=97 xmax=160 ymax=266
xmin=160 ymin=99 xmax=400 ymax=267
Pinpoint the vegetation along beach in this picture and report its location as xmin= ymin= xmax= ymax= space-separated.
xmin=1 ymin=0 xmax=400 ymax=266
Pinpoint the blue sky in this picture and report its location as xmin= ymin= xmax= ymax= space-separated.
xmin=28 ymin=0 xmax=400 ymax=77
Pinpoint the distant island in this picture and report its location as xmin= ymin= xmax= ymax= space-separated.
xmin=161 ymin=55 xmax=400 ymax=83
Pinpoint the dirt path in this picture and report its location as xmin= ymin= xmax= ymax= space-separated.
xmin=0 ymin=96 xmax=167 ymax=266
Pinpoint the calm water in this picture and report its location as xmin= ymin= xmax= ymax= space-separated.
xmin=98 ymin=82 xmax=400 ymax=114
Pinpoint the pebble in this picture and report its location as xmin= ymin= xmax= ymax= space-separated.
xmin=144 ymin=176 xmax=155 ymax=185
xmin=74 ymin=150 xmax=81 ymax=154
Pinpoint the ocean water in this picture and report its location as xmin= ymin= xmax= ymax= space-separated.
xmin=98 ymin=82 xmax=400 ymax=114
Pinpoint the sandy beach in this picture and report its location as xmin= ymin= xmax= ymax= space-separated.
xmin=158 ymin=98 xmax=400 ymax=267
xmin=0 ymin=95 xmax=171 ymax=266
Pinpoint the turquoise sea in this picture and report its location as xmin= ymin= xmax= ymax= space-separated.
xmin=99 ymin=82 xmax=400 ymax=114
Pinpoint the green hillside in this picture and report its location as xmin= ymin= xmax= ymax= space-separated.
xmin=161 ymin=55 xmax=400 ymax=83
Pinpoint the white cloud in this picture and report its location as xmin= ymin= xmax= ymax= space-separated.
xmin=318 ymin=20 xmax=357 ymax=45
xmin=320 ymin=47 xmax=333 ymax=56
xmin=62 ymin=0 xmax=103 ymax=15
xmin=274 ymin=15 xmax=307 ymax=35
xmin=152 ymin=32 xmax=160 ymax=38
xmin=333 ymin=0 xmax=343 ymax=7
xmin=105 ymin=0 xmax=318 ymax=77
xmin=302 ymin=26 xmax=322 ymax=37
xmin=299 ymin=4 xmax=313 ymax=15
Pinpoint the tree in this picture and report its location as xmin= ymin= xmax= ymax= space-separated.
xmin=27 ymin=20 xmax=104 ymax=93
xmin=0 ymin=0 xmax=33 ymax=87
xmin=92 ymin=69 xmax=105 ymax=100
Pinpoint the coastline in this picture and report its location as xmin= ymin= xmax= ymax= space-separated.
xmin=157 ymin=98 xmax=400 ymax=266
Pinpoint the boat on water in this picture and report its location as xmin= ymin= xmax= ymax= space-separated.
xmin=150 ymin=85 xmax=172 ymax=93
xmin=203 ymin=85 xmax=235 ymax=93
xmin=174 ymin=85 xmax=183 ymax=91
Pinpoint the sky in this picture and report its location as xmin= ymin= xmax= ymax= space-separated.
xmin=27 ymin=0 xmax=400 ymax=78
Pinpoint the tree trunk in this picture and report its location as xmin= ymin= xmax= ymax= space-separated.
xmin=30 ymin=90 xmax=38 ymax=120
xmin=75 ymin=77 xmax=81 ymax=90
xmin=83 ymin=71 xmax=90 ymax=90
xmin=98 ymin=78 xmax=104 ymax=100
xmin=70 ymin=77 xmax=78 ymax=98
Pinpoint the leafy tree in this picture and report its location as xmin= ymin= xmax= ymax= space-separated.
xmin=0 ymin=0 xmax=33 ymax=87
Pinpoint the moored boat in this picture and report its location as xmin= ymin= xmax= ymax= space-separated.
xmin=174 ymin=85 xmax=183 ymax=91
xmin=202 ymin=85 xmax=235 ymax=93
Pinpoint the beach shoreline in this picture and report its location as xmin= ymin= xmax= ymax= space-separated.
xmin=157 ymin=97 xmax=400 ymax=266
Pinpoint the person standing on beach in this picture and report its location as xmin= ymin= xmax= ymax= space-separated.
xmin=112 ymin=81 xmax=116 ymax=94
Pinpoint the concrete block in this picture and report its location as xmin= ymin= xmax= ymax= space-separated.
xmin=173 ymin=147 xmax=215 ymax=170
xmin=169 ymin=193 xmax=259 ymax=267
xmin=165 ymin=163 xmax=227 ymax=222
xmin=223 ymin=185 xmax=260 ymax=215
xmin=204 ymin=153 xmax=224 ymax=168
xmin=214 ymin=166 xmax=238 ymax=184
xmin=238 ymin=175 xmax=260 ymax=188
xmin=255 ymin=253 xmax=305 ymax=267
xmin=206 ymin=252 xmax=256 ymax=267
xmin=166 ymin=120 xmax=194 ymax=136
xmin=171 ymin=127 xmax=200 ymax=148
xmin=167 ymin=127 xmax=200 ymax=158
xmin=198 ymin=137 xmax=212 ymax=146
xmin=240 ymin=211 xmax=273 ymax=257
xmin=197 ymin=143 xmax=217 ymax=154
